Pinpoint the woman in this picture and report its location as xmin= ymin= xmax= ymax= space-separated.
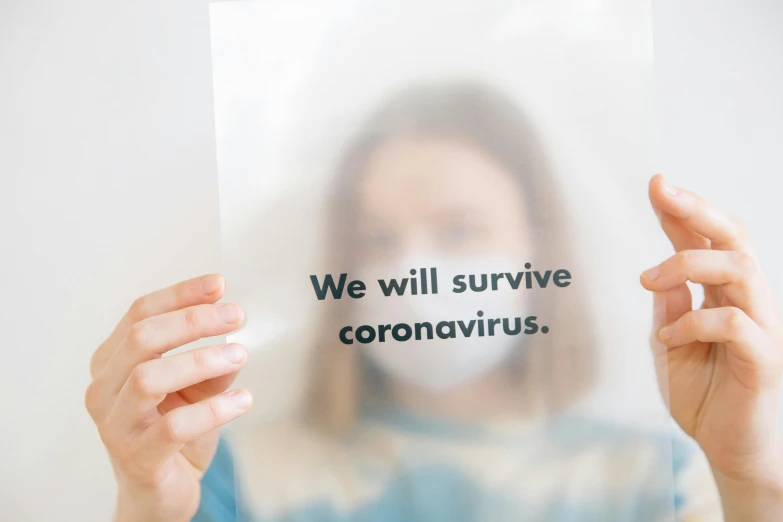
xmin=85 ymin=83 xmax=783 ymax=522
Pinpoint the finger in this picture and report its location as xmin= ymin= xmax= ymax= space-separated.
xmin=90 ymin=274 xmax=226 ymax=378
xmin=648 ymin=174 xmax=750 ymax=252
xmin=649 ymin=286 xmax=691 ymax=413
xmin=640 ymin=250 xmax=775 ymax=326
xmin=110 ymin=343 xmax=248 ymax=433
xmin=650 ymin=176 xmax=711 ymax=253
xmin=98 ymin=302 xmax=245 ymax=399
xmin=659 ymin=211 xmax=711 ymax=252
xmin=658 ymin=307 xmax=769 ymax=364
xmin=175 ymin=371 xmax=241 ymax=409
xmin=652 ymin=209 xmax=730 ymax=309
xmin=155 ymin=368 xmax=241 ymax=417
xmin=651 ymin=286 xmax=693 ymax=335
xmin=134 ymin=389 xmax=252 ymax=473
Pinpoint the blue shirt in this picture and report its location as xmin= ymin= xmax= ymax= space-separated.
xmin=192 ymin=411 xmax=721 ymax=521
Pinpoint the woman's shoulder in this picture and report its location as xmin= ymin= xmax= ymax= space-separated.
xmin=545 ymin=412 xmax=723 ymax=519
xmin=543 ymin=412 xmax=701 ymax=476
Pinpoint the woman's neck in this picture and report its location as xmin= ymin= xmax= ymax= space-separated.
xmin=388 ymin=367 xmax=539 ymax=422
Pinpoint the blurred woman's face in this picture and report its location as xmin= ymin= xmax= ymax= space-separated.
xmin=350 ymin=136 xmax=535 ymax=395
xmin=356 ymin=136 xmax=531 ymax=264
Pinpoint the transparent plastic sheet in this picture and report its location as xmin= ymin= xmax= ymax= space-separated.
xmin=207 ymin=1 xmax=711 ymax=520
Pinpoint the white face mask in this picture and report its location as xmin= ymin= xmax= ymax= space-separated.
xmin=354 ymin=253 xmax=529 ymax=392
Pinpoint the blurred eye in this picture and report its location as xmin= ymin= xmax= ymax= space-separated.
xmin=360 ymin=229 xmax=396 ymax=254
xmin=437 ymin=221 xmax=481 ymax=248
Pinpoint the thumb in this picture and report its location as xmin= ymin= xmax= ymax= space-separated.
xmin=662 ymin=283 xmax=693 ymax=326
xmin=650 ymin=285 xmax=692 ymax=355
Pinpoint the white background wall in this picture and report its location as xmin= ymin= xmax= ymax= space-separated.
xmin=1 ymin=0 xmax=781 ymax=520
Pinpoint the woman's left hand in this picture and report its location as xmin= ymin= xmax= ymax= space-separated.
xmin=641 ymin=174 xmax=783 ymax=518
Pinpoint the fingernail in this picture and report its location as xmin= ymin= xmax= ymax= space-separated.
xmin=642 ymin=265 xmax=661 ymax=280
xmin=661 ymin=179 xmax=679 ymax=197
xmin=222 ymin=344 xmax=246 ymax=364
xmin=217 ymin=303 xmax=241 ymax=324
xmin=200 ymin=274 xmax=223 ymax=295
xmin=231 ymin=390 xmax=253 ymax=411
xmin=659 ymin=325 xmax=673 ymax=341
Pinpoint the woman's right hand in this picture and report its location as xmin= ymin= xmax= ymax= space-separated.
xmin=85 ymin=274 xmax=252 ymax=522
